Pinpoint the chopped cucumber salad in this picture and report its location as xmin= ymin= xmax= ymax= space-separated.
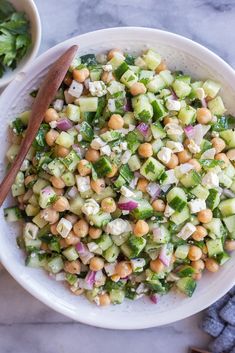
xmin=5 ymin=48 xmax=235 ymax=306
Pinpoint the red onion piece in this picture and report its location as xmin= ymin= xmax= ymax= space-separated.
xmin=170 ymin=87 xmax=178 ymax=100
xmin=201 ymin=98 xmax=207 ymax=108
xmin=153 ymin=227 xmax=165 ymax=243
xmin=75 ymin=124 xmax=81 ymax=131
xmin=56 ymin=118 xmax=73 ymax=131
xmin=118 ymin=200 xmax=138 ymax=211
xmin=124 ymin=98 xmax=133 ymax=112
xmin=72 ymin=144 xmax=85 ymax=158
xmin=146 ymin=182 xmax=161 ymax=199
xmin=159 ymin=244 xmax=172 ymax=267
xmin=129 ymin=175 xmax=139 ymax=189
xmin=79 ymin=278 xmax=93 ymax=290
xmin=184 ymin=125 xmax=194 ymax=139
xmin=223 ymin=189 xmax=235 ymax=198
xmin=76 ymin=242 xmax=86 ymax=254
xmin=137 ymin=122 xmax=149 ymax=136
xmin=150 ymin=294 xmax=159 ymax=304
xmin=85 ymin=270 xmax=96 ymax=286
xmin=67 ymin=186 xmax=78 ymax=199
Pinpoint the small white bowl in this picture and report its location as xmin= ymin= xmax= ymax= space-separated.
xmin=1 ymin=27 xmax=235 ymax=329
xmin=0 ymin=0 xmax=41 ymax=88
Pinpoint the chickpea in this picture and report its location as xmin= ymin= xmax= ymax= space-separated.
xmin=196 ymin=108 xmax=212 ymax=124
xmin=63 ymin=73 xmax=73 ymax=86
xmin=152 ymin=199 xmax=166 ymax=212
xmin=108 ymin=114 xmax=124 ymax=130
xmin=50 ymin=176 xmax=65 ymax=189
xmin=65 ymin=214 xmax=78 ymax=225
xmin=205 ymin=258 xmax=219 ymax=273
xmin=197 ymin=209 xmax=213 ymax=224
xmin=137 ymin=178 xmax=148 ymax=193
xmin=44 ymin=108 xmax=59 ymax=123
xmin=138 ymin=143 xmax=153 ymax=158
xmin=64 ymin=260 xmax=81 ymax=274
xmin=107 ymin=48 xmax=123 ymax=60
xmin=101 ymin=71 xmax=114 ymax=83
xmin=150 ymin=258 xmax=164 ymax=273
xmin=100 ymin=127 xmax=108 ymax=134
xmin=45 ymin=129 xmax=59 ymax=146
xmin=54 ymin=188 xmax=64 ymax=196
xmin=99 ymin=293 xmax=111 ymax=306
xmin=211 ymin=137 xmax=226 ymax=154
xmin=130 ymin=82 xmax=146 ymax=96
xmin=115 ymin=261 xmax=132 ymax=278
xmin=191 ymin=259 xmax=205 ymax=273
xmin=53 ymin=196 xmax=70 ymax=212
xmin=89 ymin=257 xmax=104 ymax=271
xmin=89 ymin=227 xmax=102 ymax=239
xmin=107 ymin=164 xmax=118 ymax=178
xmin=77 ymin=159 xmax=91 ymax=176
xmin=193 ymin=272 xmax=202 ymax=281
xmin=65 ymin=231 xmax=80 ymax=245
xmin=202 ymin=245 xmax=208 ymax=256
xmin=111 ymin=274 xmax=120 ymax=282
xmin=192 ymin=225 xmax=208 ymax=241
xmin=23 ymin=189 xmax=33 ymax=202
xmin=226 ymin=149 xmax=235 ymax=161
xmin=155 ymin=61 xmax=167 ymax=73
xmin=41 ymin=208 xmax=59 ymax=224
xmin=183 ymin=138 xmax=190 ymax=149
xmin=188 ymin=158 xmax=202 ymax=172
xmin=60 ymin=238 xmax=68 ymax=248
xmin=188 ymin=245 xmax=202 ymax=261
xmin=225 ymin=240 xmax=235 ymax=252
xmin=133 ymin=220 xmax=149 ymax=237
xmin=85 ymin=148 xmax=100 ymax=162
xmin=163 ymin=116 xmax=177 ymax=125
xmin=73 ymin=219 xmax=89 ymax=238
xmin=24 ymin=175 xmax=37 ymax=187
xmin=55 ymin=145 xmax=70 ymax=157
xmin=50 ymin=222 xmax=59 ymax=235
xmin=72 ymin=68 xmax=89 ymax=83
xmin=215 ymin=153 xmax=229 ymax=168
xmin=101 ymin=197 xmax=117 ymax=213
xmin=178 ymin=150 xmax=192 ymax=164
xmin=166 ymin=154 xmax=179 ymax=169
xmin=91 ymin=178 xmax=105 ymax=194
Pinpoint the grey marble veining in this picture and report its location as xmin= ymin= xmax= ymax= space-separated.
xmin=2 ymin=0 xmax=235 ymax=352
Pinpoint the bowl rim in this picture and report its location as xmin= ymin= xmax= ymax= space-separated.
xmin=0 ymin=0 xmax=41 ymax=88
xmin=1 ymin=26 xmax=235 ymax=329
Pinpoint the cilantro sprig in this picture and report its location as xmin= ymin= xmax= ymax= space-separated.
xmin=0 ymin=0 xmax=31 ymax=78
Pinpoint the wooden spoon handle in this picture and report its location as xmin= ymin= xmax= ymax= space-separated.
xmin=0 ymin=45 xmax=78 ymax=206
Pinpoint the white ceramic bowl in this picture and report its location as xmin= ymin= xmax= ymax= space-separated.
xmin=1 ymin=27 xmax=235 ymax=329
xmin=0 ymin=0 xmax=41 ymax=88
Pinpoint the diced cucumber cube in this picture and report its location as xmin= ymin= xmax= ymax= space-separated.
xmin=111 ymin=232 xmax=130 ymax=246
xmin=6 ymin=144 xmax=20 ymax=162
xmin=11 ymin=183 xmax=25 ymax=197
xmin=170 ymin=206 xmax=190 ymax=225
xmin=180 ymin=170 xmax=201 ymax=188
xmin=150 ymin=122 xmax=166 ymax=139
xmin=131 ymin=199 xmax=153 ymax=220
xmin=203 ymin=80 xmax=221 ymax=98
xmin=39 ymin=186 xmax=57 ymax=209
xmin=219 ymin=198 xmax=235 ymax=216
xmin=159 ymin=70 xmax=174 ymax=85
xmin=93 ymin=156 xmax=112 ymax=177
xmin=120 ymin=69 xmax=138 ymax=88
xmin=62 ymin=246 xmax=79 ymax=261
xmin=132 ymin=94 xmax=153 ymax=122
xmin=61 ymin=150 xmax=80 ymax=172
xmin=204 ymin=218 xmax=226 ymax=238
xmin=220 ymin=129 xmax=235 ymax=149
xmin=80 ymin=121 xmax=94 ymax=142
xmin=177 ymin=265 xmax=196 ymax=278
xmin=223 ymin=215 xmax=235 ymax=232
xmin=208 ymin=96 xmax=226 ymax=115
xmin=66 ymin=104 xmax=81 ymax=122
xmin=61 ymin=172 xmax=75 ymax=186
xmin=114 ymin=61 xmax=129 ymax=80
xmin=103 ymin=244 xmax=120 ymax=262
xmin=47 ymin=256 xmax=64 ymax=274
xmin=32 ymin=213 xmax=48 ymax=228
xmin=176 ymin=277 xmax=196 ymax=297
xmin=69 ymin=195 xmax=84 ymax=216
xmin=191 ymin=185 xmax=209 ymax=200
xmin=147 ymin=75 xmax=166 ymax=93
xmin=4 ymin=206 xmax=22 ymax=222
xmin=175 ymin=244 xmax=189 ymax=259
xmin=172 ymin=79 xmax=191 ymax=98
xmin=140 ymin=157 xmax=165 ymax=181
xmin=96 ymin=234 xmax=113 ymax=251
xmin=206 ymin=189 xmax=220 ymax=210
xmin=78 ymin=96 xmax=98 ymax=112
xmin=128 ymin=155 xmax=141 ymax=171
xmin=178 ymin=106 xmax=196 ymax=126
xmin=26 ymin=253 xmax=46 ymax=268
xmin=89 ymin=211 xmax=112 ymax=227
xmin=143 ymin=49 xmax=161 ymax=70
xmin=206 ymin=239 xmax=223 ymax=257
xmin=110 ymin=289 xmax=125 ymax=304
xmin=56 ymin=131 xmax=74 ymax=148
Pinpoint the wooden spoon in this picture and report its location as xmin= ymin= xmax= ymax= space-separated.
xmin=0 ymin=45 xmax=78 ymax=206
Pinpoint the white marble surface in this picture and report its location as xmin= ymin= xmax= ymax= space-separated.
xmin=2 ymin=0 xmax=235 ymax=351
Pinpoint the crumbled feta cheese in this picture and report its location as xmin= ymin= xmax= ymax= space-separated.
xmin=82 ymin=199 xmax=100 ymax=216
xmin=166 ymin=141 xmax=184 ymax=153
xmin=64 ymin=90 xmax=75 ymax=104
xmin=53 ymin=99 xmax=64 ymax=112
xmin=130 ymin=258 xmax=146 ymax=272
xmin=136 ymin=283 xmax=148 ymax=294
xmin=56 ymin=218 xmax=72 ymax=238
xmin=165 ymin=123 xmax=184 ymax=139
xmin=77 ymin=134 xmax=83 ymax=142
xmin=134 ymin=56 xmax=147 ymax=68
xmin=165 ymin=98 xmax=181 ymax=111
xmin=24 ymin=222 xmax=39 ymax=239
xmin=100 ymin=144 xmax=111 ymax=156
xmin=180 ymin=100 xmax=187 ymax=108
xmin=195 ymin=87 xmax=206 ymax=100
xmin=120 ymin=186 xmax=134 ymax=198
xmin=201 ymin=148 xmax=216 ymax=159
xmin=177 ymin=222 xmax=196 ymax=240
xmin=104 ymin=262 xmax=117 ymax=276
xmin=122 ymin=210 xmax=130 ymax=215
xmin=164 ymin=204 xmax=175 ymax=218
xmin=120 ymin=141 xmax=127 ymax=150
xmin=106 ymin=219 xmax=131 ymax=235
xmin=96 ymin=53 xmax=108 ymax=64
xmin=76 ymin=176 xmax=91 ymax=192
xmin=157 ymin=147 xmax=172 ymax=164
xmin=202 ymin=171 xmax=219 ymax=189
xmin=102 ymin=64 xmax=112 ymax=72
xmin=89 ymin=81 xmax=107 ymax=97
xmin=68 ymin=80 xmax=83 ymax=98
xmin=188 ymin=199 xmax=206 ymax=213
xmin=20 ymin=159 xmax=29 ymax=172
xmin=107 ymin=98 xmax=116 ymax=112
xmin=49 ymin=121 xmax=57 ymax=129
xmin=87 ymin=242 xmax=100 ymax=253
xmin=188 ymin=139 xmax=201 ymax=154
xmin=121 ymin=150 xmax=132 ymax=164
xmin=90 ymin=137 xmax=106 ymax=150
xmin=128 ymin=124 xmax=136 ymax=131
xmin=84 ymin=78 xmax=91 ymax=89
xmin=179 ymin=163 xmax=194 ymax=174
